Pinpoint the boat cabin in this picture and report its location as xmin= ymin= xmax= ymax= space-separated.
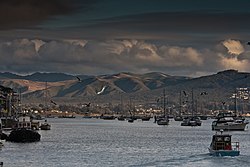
xmin=17 ymin=116 xmax=31 ymax=129
xmin=217 ymin=112 xmax=234 ymax=118
xmin=210 ymin=132 xmax=239 ymax=151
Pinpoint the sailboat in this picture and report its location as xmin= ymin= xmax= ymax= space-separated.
xmin=157 ymin=89 xmax=169 ymax=125
xmin=41 ymin=82 xmax=52 ymax=130
xmin=181 ymin=89 xmax=202 ymax=126
xmin=174 ymin=91 xmax=183 ymax=121
xmin=117 ymin=94 xmax=125 ymax=121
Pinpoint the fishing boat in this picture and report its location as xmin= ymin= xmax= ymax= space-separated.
xmin=6 ymin=116 xmax=41 ymax=143
xmin=208 ymin=130 xmax=240 ymax=156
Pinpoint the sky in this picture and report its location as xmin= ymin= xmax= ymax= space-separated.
xmin=0 ymin=0 xmax=250 ymax=77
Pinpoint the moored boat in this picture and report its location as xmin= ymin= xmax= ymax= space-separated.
xmin=157 ymin=117 xmax=169 ymax=125
xmin=117 ymin=115 xmax=125 ymax=121
xmin=6 ymin=116 xmax=41 ymax=143
xmin=208 ymin=130 xmax=240 ymax=156
xmin=127 ymin=117 xmax=134 ymax=123
xmin=141 ymin=116 xmax=151 ymax=121
xmin=181 ymin=116 xmax=201 ymax=126
xmin=212 ymin=111 xmax=248 ymax=131
xmin=174 ymin=116 xmax=183 ymax=121
xmin=40 ymin=120 xmax=51 ymax=130
xmin=157 ymin=89 xmax=169 ymax=126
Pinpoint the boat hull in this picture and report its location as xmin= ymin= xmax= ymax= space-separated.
xmin=212 ymin=122 xmax=248 ymax=131
xmin=157 ymin=119 xmax=169 ymax=125
xmin=6 ymin=129 xmax=41 ymax=143
xmin=209 ymin=148 xmax=240 ymax=156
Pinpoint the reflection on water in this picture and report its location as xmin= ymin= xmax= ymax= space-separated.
xmin=1 ymin=118 xmax=250 ymax=167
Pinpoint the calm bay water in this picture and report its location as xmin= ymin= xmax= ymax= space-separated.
xmin=1 ymin=117 xmax=250 ymax=167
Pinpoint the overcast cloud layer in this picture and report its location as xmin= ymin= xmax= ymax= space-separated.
xmin=0 ymin=0 xmax=250 ymax=77
xmin=0 ymin=38 xmax=249 ymax=77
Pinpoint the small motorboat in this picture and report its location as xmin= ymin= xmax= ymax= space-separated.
xmin=208 ymin=130 xmax=240 ymax=156
xmin=157 ymin=117 xmax=169 ymax=125
xmin=127 ymin=117 xmax=134 ymax=123
xmin=117 ymin=116 xmax=125 ymax=121
xmin=40 ymin=120 xmax=51 ymax=130
xmin=181 ymin=116 xmax=202 ymax=126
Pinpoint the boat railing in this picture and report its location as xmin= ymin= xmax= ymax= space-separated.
xmin=231 ymin=142 xmax=240 ymax=151
xmin=213 ymin=142 xmax=239 ymax=151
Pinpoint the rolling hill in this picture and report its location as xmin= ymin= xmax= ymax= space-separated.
xmin=0 ymin=69 xmax=249 ymax=104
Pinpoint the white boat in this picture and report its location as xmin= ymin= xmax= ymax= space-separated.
xmin=212 ymin=112 xmax=248 ymax=131
xmin=208 ymin=130 xmax=240 ymax=156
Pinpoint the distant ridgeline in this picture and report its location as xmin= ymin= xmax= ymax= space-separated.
xmin=0 ymin=70 xmax=250 ymax=105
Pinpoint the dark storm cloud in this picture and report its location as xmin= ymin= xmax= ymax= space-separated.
xmin=1 ymin=0 xmax=250 ymax=76
xmin=0 ymin=0 xmax=94 ymax=29
xmin=81 ymin=11 xmax=250 ymax=38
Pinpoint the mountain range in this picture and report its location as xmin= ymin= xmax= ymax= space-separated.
xmin=0 ymin=69 xmax=250 ymax=104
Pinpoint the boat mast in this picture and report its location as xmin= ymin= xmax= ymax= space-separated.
xmin=191 ymin=88 xmax=194 ymax=117
xmin=163 ymin=89 xmax=166 ymax=117
xmin=44 ymin=81 xmax=48 ymax=112
xmin=235 ymin=88 xmax=237 ymax=115
xmin=179 ymin=91 xmax=182 ymax=116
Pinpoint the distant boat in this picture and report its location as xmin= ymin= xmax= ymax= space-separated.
xmin=157 ymin=116 xmax=169 ymax=125
xmin=58 ymin=115 xmax=76 ymax=118
xmin=175 ymin=91 xmax=183 ymax=121
xmin=208 ymin=130 xmax=240 ymax=156
xmin=117 ymin=115 xmax=125 ymax=121
xmin=181 ymin=89 xmax=202 ymax=126
xmin=100 ymin=115 xmax=115 ymax=120
xmin=141 ymin=116 xmax=151 ymax=121
xmin=157 ymin=89 xmax=169 ymax=126
xmin=127 ymin=118 xmax=134 ymax=123
xmin=40 ymin=120 xmax=51 ymax=130
xmin=181 ymin=116 xmax=202 ymax=126
xmin=174 ymin=116 xmax=183 ymax=121
xmin=212 ymin=111 xmax=248 ymax=131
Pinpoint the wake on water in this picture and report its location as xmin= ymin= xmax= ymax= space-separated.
xmin=129 ymin=153 xmax=250 ymax=167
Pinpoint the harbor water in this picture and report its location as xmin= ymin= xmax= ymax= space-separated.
xmin=1 ymin=118 xmax=250 ymax=167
